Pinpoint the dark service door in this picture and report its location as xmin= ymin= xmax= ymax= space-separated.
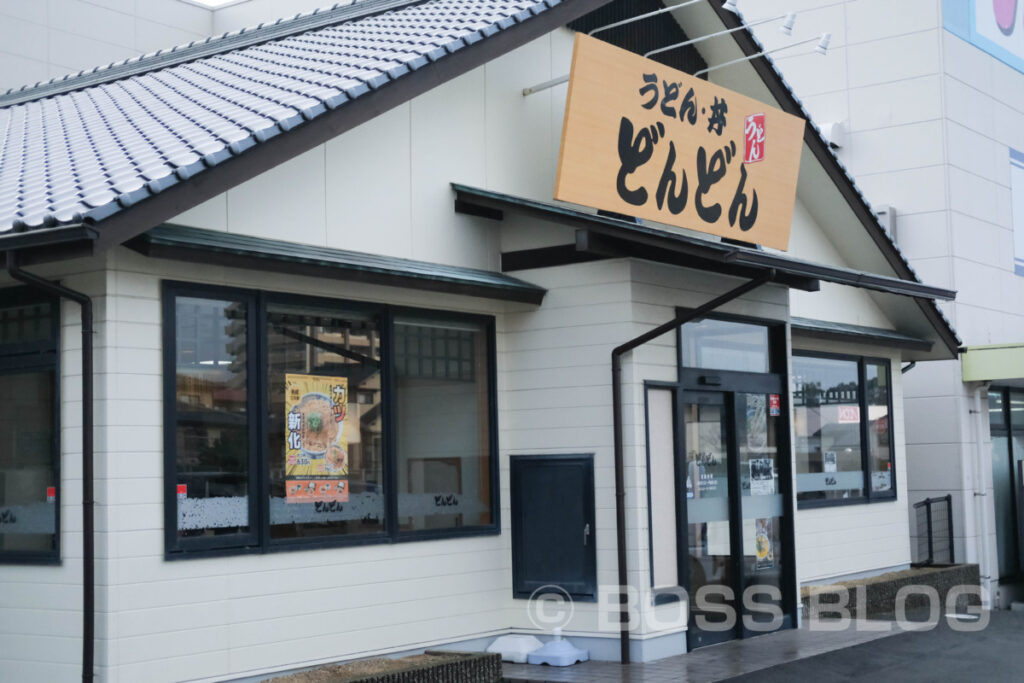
xmin=511 ymin=454 xmax=597 ymax=601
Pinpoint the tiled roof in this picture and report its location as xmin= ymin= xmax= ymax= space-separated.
xmin=0 ymin=0 xmax=565 ymax=235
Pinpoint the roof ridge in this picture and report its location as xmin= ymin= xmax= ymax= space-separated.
xmin=0 ymin=0 xmax=424 ymax=108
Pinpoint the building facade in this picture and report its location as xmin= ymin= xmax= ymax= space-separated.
xmin=0 ymin=1 xmax=962 ymax=681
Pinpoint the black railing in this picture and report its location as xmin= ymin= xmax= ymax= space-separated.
xmin=913 ymin=494 xmax=954 ymax=566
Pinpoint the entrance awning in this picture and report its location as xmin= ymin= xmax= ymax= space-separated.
xmin=961 ymin=344 xmax=1024 ymax=383
xmin=127 ymin=224 xmax=547 ymax=305
xmin=453 ymin=184 xmax=956 ymax=302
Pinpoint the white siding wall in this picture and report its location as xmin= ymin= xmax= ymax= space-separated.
xmin=172 ymin=28 xmax=578 ymax=271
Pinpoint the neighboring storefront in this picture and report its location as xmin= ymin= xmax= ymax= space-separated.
xmin=0 ymin=1 xmax=960 ymax=681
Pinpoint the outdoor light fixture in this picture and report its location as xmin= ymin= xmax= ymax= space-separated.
xmin=693 ymin=32 xmax=832 ymax=77
xmin=816 ymin=32 xmax=832 ymax=54
xmin=645 ymin=11 xmax=796 ymax=59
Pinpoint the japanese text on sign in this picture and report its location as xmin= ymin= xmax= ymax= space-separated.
xmin=555 ymin=34 xmax=804 ymax=251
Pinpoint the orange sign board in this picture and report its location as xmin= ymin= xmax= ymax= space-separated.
xmin=555 ymin=34 xmax=805 ymax=251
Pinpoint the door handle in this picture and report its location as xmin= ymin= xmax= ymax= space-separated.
xmin=583 ymin=523 xmax=591 ymax=546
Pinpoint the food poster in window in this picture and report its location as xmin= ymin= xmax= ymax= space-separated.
xmin=754 ymin=517 xmax=774 ymax=571
xmin=285 ymin=373 xmax=349 ymax=503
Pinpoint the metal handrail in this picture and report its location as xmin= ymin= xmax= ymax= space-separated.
xmin=913 ymin=494 xmax=954 ymax=566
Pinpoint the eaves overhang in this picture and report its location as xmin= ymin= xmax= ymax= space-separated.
xmin=128 ymin=224 xmax=547 ymax=304
xmin=453 ymin=183 xmax=956 ymax=303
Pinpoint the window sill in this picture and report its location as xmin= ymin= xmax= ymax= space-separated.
xmin=166 ymin=524 xmax=501 ymax=560
xmin=0 ymin=553 xmax=61 ymax=566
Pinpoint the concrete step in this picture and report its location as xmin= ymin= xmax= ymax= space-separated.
xmin=1011 ymin=602 xmax=1024 ymax=612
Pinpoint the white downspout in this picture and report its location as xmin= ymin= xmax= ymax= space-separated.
xmin=972 ymin=384 xmax=993 ymax=607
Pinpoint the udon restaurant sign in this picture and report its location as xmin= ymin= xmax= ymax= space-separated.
xmin=285 ymin=374 xmax=349 ymax=504
xmin=555 ymin=34 xmax=805 ymax=251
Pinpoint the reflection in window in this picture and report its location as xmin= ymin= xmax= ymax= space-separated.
xmin=681 ymin=318 xmax=770 ymax=374
xmin=793 ymin=356 xmax=864 ymax=502
xmin=266 ymin=305 xmax=385 ymax=539
xmin=0 ymin=371 xmax=57 ymax=554
xmin=866 ymin=363 xmax=892 ymax=493
xmin=0 ymin=299 xmax=52 ymax=345
xmin=395 ymin=318 xmax=491 ymax=531
xmin=794 ymin=354 xmax=896 ymax=505
xmin=1 ymin=290 xmax=59 ymax=561
xmin=174 ymin=296 xmax=250 ymax=540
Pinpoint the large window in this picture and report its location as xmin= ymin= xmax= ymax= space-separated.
xmin=793 ymin=352 xmax=895 ymax=506
xmin=0 ymin=288 xmax=60 ymax=563
xmin=164 ymin=283 xmax=497 ymax=556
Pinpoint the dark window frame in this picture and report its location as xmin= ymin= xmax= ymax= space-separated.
xmin=162 ymin=281 xmax=500 ymax=559
xmin=0 ymin=286 xmax=61 ymax=565
xmin=792 ymin=350 xmax=897 ymax=509
xmin=989 ymin=386 xmax=1023 ymax=581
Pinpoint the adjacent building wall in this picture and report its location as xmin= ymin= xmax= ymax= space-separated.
xmin=738 ymin=0 xmax=1024 ymax=596
xmin=0 ymin=0 xmax=213 ymax=92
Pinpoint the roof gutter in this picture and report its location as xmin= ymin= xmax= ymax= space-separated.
xmin=611 ymin=271 xmax=773 ymax=663
xmin=6 ymin=252 xmax=95 ymax=683
xmin=0 ymin=225 xmax=97 ymax=252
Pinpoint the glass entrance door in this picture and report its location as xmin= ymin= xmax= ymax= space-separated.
xmin=683 ymin=392 xmax=737 ymax=647
xmin=683 ymin=390 xmax=791 ymax=649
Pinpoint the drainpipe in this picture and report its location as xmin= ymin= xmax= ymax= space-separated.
xmin=971 ymin=384 xmax=992 ymax=607
xmin=611 ymin=271 xmax=774 ymax=663
xmin=7 ymin=252 xmax=95 ymax=683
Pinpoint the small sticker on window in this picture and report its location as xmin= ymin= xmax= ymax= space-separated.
xmin=177 ymin=484 xmax=187 ymax=500
xmin=46 ymin=486 xmax=56 ymax=502
xmin=768 ymin=394 xmax=781 ymax=416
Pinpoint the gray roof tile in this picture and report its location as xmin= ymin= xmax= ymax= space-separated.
xmin=0 ymin=0 xmax=556 ymax=234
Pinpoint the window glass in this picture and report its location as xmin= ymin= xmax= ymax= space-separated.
xmin=395 ymin=318 xmax=491 ymax=531
xmin=0 ymin=370 xmax=57 ymax=554
xmin=793 ymin=356 xmax=864 ymax=501
xmin=990 ymin=390 xmax=1007 ymax=431
xmin=0 ymin=299 xmax=52 ymax=345
xmin=165 ymin=284 xmax=499 ymax=556
xmin=866 ymin=363 xmax=893 ymax=494
xmin=681 ymin=319 xmax=769 ymax=374
xmin=266 ymin=304 xmax=385 ymax=539
xmin=173 ymin=296 xmax=250 ymax=540
xmin=1010 ymin=390 xmax=1024 ymax=430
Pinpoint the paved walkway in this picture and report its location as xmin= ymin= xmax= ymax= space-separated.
xmin=724 ymin=610 xmax=1024 ymax=682
xmin=502 ymin=620 xmax=897 ymax=682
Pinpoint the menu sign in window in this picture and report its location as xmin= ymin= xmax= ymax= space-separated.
xmin=285 ymin=373 xmax=349 ymax=504
xmin=555 ymin=34 xmax=805 ymax=251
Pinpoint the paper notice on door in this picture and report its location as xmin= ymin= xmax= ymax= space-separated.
xmin=749 ymin=458 xmax=775 ymax=496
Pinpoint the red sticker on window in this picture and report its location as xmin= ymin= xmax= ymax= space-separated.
xmin=176 ymin=484 xmax=187 ymax=499
xmin=768 ymin=394 xmax=781 ymax=416
xmin=46 ymin=486 xmax=56 ymax=502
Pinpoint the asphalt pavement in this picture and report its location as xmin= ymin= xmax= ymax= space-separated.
xmin=722 ymin=610 xmax=1024 ymax=682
